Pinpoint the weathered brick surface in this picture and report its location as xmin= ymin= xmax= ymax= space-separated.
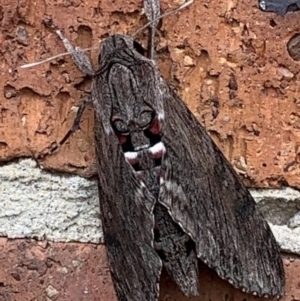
xmin=0 ymin=238 xmax=299 ymax=301
xmin=0 ymin=238 xmax=116 ymax=301
xmin=1 ymin=1 xmax=300 ymax=300
xmin=1 ymin=0 xmax=300 ymax=187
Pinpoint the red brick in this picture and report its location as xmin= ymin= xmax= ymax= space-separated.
xmin=0 ymin=238 xmax=299 ymax=301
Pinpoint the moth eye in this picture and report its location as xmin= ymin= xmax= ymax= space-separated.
xmin=112 ymin=119 xmax=128 ymax=134
xmin=148 ymin=117 xmax=160 ymax=134
xmin=139 ymin=111 xmax=154 ymax=129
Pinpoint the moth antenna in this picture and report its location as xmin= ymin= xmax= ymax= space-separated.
xmin=144 ymin=0 xmax=160 ymax=59
xmin=20 ymin=46 xmax=96 ymax=69
xmin=132 ymin=0 xmax=193 ymax=38
xmin=20 ymin=0 xmax=193 ymax=69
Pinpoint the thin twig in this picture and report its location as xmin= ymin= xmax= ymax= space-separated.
xmin=20 ymin=47 xmax=95 ymax=69
xmin=20 ymin=0 xmax=193 ymax=69
xmin=132 ymin=0 xmax=193 ymax=37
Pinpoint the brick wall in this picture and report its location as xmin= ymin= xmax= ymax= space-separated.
xmin=1 ymin=0 xmax=300 ymax=300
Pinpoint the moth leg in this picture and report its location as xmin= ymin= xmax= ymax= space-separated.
xmin=57 ymin=96 xmax=92 ymax=146
xmin=38 ymin=96 xmax=92 ymax=159
xmin=147 ymin=24 xmax=156 ymax=60
xmin=43 ymin=18 xmax=95 ymax=76
xmin=143 ymin=0 xmax=160 ymax=59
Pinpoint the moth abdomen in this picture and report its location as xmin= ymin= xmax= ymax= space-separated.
xmin=154 ymin=203 xmax=200 ymax=296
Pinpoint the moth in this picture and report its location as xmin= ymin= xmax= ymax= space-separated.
xmin=35 ymin=1 xmax=285 ymax=300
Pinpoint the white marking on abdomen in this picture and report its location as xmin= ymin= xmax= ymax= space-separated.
xmin=134 ymin=144 xmax=149 ymax=151
xmin=158 ymin=112 xmax=165 ymax=121
xmin=124 ymin=152 xmax=138 ymax=165
xmin=149 ymin=142 xmax=166 ymax=156
xmin=124 ymin=152 xmax=138 ymax=160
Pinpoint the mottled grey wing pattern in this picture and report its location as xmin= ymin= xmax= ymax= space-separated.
xmin=49 ymin=19 xmax=284 ymax=298
xmin=158 ymin=86 xmax=285 ymax=297
xmin=93 ymin=64 xmax=162 ymax=300
xmin=42 ymin=21 xmax=163 ymax=301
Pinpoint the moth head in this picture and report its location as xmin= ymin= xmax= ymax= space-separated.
xmin=111 ymin=105 xmax=161 ymax=152
xmin=97 ymin=34 xmax=166 ymax=170
xmin=110 ymin=105 xmax=165 ymax=175
xmin=98 ymin=35 xmax=146 ymax=67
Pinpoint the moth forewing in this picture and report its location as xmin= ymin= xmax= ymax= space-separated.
xmin=95 ymin=34 xmax=284 ymax=297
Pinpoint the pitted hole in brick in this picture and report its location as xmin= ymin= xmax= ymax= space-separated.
xmin=4 ymin=85 xmax=18 ymax=99
xmin=76 ymin=25 xmax=93 ymax=49
xmin=269 ymin=19 xmax=277 ymax=27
